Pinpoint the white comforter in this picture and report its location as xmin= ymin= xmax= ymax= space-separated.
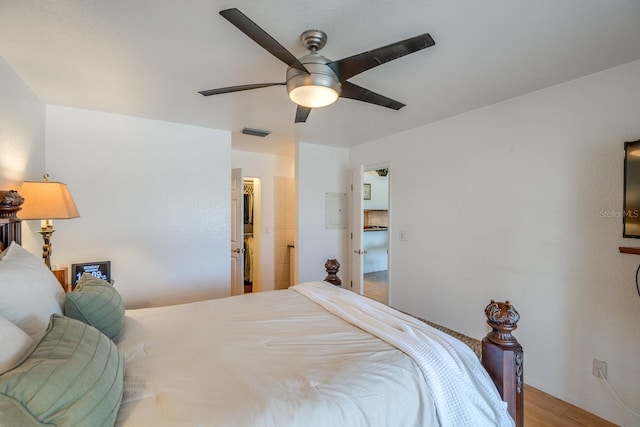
xmin=115 ymin=282 xmax=513 ymax=427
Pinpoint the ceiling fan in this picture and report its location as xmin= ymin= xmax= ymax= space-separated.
xmin=199 ymin=8 xmax=435 ymax=123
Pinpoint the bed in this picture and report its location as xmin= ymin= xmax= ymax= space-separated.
xmin=0 ymin=189 xmax=524 ymax=426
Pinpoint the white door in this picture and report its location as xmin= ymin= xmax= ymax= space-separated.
xmin=231 ymin=168 xmax=244 ymax=296
xmin=350 ymin=166 xmax=364 ymax=294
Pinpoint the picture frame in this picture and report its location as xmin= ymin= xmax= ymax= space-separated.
xmin=363 ymin=183 xmax=371 ymax=200
xmin=624 ymin=139 xmax=640 ymax=238
xmin=71 ymin=260 xmax=111 ymax=286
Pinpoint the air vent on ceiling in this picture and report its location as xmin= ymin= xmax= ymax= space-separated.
xmin=242 ymin=127 xmax=271 ymax=138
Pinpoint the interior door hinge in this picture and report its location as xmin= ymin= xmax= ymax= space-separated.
xmin=350 ymin=232 xmax=353 ymax=239
xmin=350 ymin=183 xmax=353 ymax=191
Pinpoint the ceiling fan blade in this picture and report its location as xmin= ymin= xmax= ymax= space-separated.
xmin=328 ymin=33 xmax=435 ymax=82
xmin=220 ymin=8 xmax=309 ymax=74
xmin=198 ymin=83 xmax=285 ymax=96
xmin=339 ymin=81 xmax=405 ymax=110
xmin=295 ymin=105 xmax=312 ymax=123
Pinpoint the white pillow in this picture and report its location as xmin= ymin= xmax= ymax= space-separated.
xmin=0 ymin=314 xmax=33 ymax=373
xmin=0 ymin=242 xmax=65 ymax=337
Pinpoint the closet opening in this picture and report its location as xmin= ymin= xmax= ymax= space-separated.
xmin=243 ymin=178 xmax=261 ymax=293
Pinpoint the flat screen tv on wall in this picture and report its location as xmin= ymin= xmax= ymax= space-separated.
xmin=623 ymin=139 xmax=640 ymax=237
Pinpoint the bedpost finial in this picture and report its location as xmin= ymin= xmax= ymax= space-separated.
xmin=0 ymin=190 xmax=24 ymax=207
xmin=484 ymin=300 xmax=520 ymax=346
xmin=324 ymin=259 xmax=341 ymax=286
xmin=485 ymin=300 xmax=520 ymax=325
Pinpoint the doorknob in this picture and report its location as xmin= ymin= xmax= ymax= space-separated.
xmin=232 ymin=248 xmax=243 ymax=253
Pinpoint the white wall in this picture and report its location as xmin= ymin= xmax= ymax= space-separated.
xmin=297 ymin=142 xmax=350 ymax=284
xmin=45 ymin=106 xmax=231 ymax=308
xmin=0 ymin=56 xmax=45 ymax=251
xmin=0 ymin=56 xmax=45 ymax=189
xmin=349 ymin=60 xmax=640 ymax=426
xmin=231 ymin=150 xmax=294 ymax=291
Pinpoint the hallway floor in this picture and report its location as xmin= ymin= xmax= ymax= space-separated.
xmin=363 ymin=270 xmax=389 ymax=304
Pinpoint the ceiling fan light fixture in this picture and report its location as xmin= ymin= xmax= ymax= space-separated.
xmin=289 ymin=85 xmax=339 ymax=108
xmin=202 ymin=10 xmax=436 ymax=122
xmin=286 ymin=52 xmax=341 ymax=108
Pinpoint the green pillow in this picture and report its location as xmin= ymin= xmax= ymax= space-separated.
xmin=0 ymin=314 xmax=124 ymax=427
xmin=65 ymin=273 xmax=125 ymax=341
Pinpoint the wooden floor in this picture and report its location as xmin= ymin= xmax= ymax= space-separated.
xmin=363 ymin=270 xmax=389 ymax=304
xmin=362 ymin=271 xmax=617 ymax=426
xmin=525 ymin=385 xmax=617 ymax=426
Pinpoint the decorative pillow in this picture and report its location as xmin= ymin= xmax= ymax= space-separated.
xmin=0 ymin=314 xmax=33 ymax=373
xmin=0 ymin=242 xmax=65 ymax=337
xmin=0 ymin=315 xmax=124 ymax=427
xmin=65 ymin=273 xmax=125 ymax=341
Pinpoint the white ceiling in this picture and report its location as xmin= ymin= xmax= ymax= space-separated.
xmin=1 ymin=1 xmax=639 ymax=156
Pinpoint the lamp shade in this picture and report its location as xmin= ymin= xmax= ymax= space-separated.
xmin=19 ymin=181 xmax=80 ymax=220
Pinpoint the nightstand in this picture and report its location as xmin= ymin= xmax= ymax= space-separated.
xmin=52 ymin=268 xmax=69 ymax=292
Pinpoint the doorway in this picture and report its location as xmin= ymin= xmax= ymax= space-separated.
xmin=242 ymin=178 xmax=260 ymax=293
xmin=231 ymin=169 xmax=261 ymax=296
xmin=362 ymin=166 xmax=389 ymax=304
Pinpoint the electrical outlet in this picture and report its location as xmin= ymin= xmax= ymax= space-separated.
xmin=592 ymin=359 xmax=607 ymax=379
xmin=399 ymin=231 xmax=408 ymax=241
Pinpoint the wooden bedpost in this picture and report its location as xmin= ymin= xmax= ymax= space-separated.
xmin=482 ymin=300 xmax=523 ymax=427
xmin=0 ymin=190 xmax=24 ymax=249
xmin=324 ymin=259 xmax=341 ymax=286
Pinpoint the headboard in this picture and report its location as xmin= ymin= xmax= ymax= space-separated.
xmin=0 ymin=190 xmax=24 ymax=250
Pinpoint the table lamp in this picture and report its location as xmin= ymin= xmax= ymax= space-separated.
xmin=19 ymin=175 xmax=80 ymax=269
